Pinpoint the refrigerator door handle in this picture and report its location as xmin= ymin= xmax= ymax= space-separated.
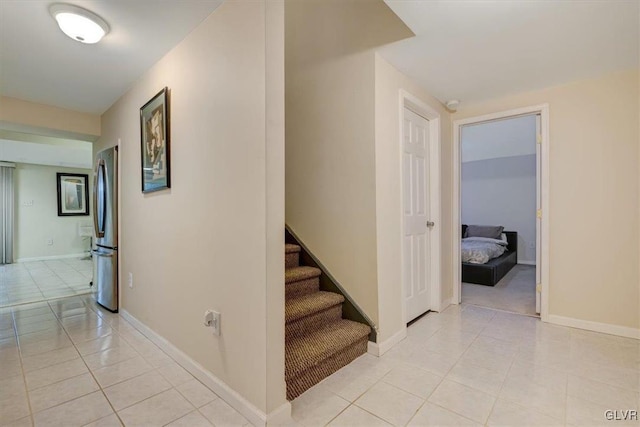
xmin=92 ymin=250 xmax=113 ymax=258
xmin=94 ymin=159 xmax=106 ymax=238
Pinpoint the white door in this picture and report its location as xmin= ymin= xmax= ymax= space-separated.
xmin=535 ymin=114 xmax=542 ymax=314
xmin=403 ymin=107 xmax=432 ymax=322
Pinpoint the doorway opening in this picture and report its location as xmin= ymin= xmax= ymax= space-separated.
xmin=453 ymin=105 xmax=549 ymax=320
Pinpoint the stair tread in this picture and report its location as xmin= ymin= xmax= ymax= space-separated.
xmin=286 ymin=291 xmax=344 ymax=323
xmin=285 ymin=320 xmax=370 ymax=379
xmin=285 ymin=244 xmax=301 ymax=254
xmin=285 ymin=266 xmax=321 ymax=283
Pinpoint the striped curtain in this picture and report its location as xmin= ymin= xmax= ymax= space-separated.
xmin=0 ymin=163 xmax=15 ymax=264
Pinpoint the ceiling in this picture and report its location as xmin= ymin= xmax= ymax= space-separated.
xmin=381 ymin=0 xmax=639 ymax=105
xmin=0 ymin=0 xmax=223 ymax=115
xmin=1 ymin=1 xmax=637 ymax=116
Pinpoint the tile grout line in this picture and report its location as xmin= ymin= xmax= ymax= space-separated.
xmin=480 ymin=332 xmax=521 ymax=426
xmin=408 ymin=309 xmax=492 ymax=426
xmin=11 ymin=307 xmax=36 ymax=426
xmin=19 ymin=300 xmax=94 ymax=421
xmin=321 ymin=360 xmax=395 ymax=426
xmin=51 ymin=297 xmax=129 ymax=427
xmin=325 ymin=307 xmax=481 ymax=427
xmin=81 ymin=299 xmax=203 ymax=425
xmin=2 ymin=259 xmax=92 ymax=308
xmin=355 ymin=315 xmax=449 ymax=426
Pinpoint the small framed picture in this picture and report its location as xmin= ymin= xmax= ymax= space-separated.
xmin=140 ymin=87 xmax=171 ymax=193
xmin=57 ymin=173 xmax=89 ymax=216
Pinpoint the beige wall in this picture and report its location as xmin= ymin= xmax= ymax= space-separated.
xmin=374 ymin=55 xmax=452 ymax=342
xmin=265 ymin=0 xmax=286 ymax=414
xmin=0 ymin=96 xmax=100 ymax=140
xmin=454 ymin=69 xmax=639 ymax=330
xmin=96 ymin=1 xmax=285 ymax=413
xmin=15 ymin=163 xmax=92 ymax=260
xmin=285 ymin=0 xmax=413 ymax=327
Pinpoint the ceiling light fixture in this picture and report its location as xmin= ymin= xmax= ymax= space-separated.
xmin=49 ymin=3 xmax=109 ymax=44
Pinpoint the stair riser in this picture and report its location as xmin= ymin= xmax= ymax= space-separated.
xmin=286 ymin=337 xmax=368 ymax=400
xmin=286 ymin=305 xmax=342 ymax=340
xmin=285 ymin=277 xmax=319 ymax=298
xmin=285 ymin=252 xmax=299 ymax=269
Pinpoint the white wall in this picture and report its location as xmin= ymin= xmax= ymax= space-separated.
xmin=454 ymin=69 xmax=639 ymax=332
xmin=461 ymin=115 xmax=537 ymax=162
xmin=0 ymin=138 xmax=92 ymax=169
xmin=461 ymin=115 xmax=537 ymax=264
xmin=96 ymin=0 xmax=285 ymax=416
xmin=374 ymin=54 xmax=452 ymax=342
xmin=15 ymin=163 xmax=92 ymax=261
xmin=285 ymin=0 xmax=413 ymax=328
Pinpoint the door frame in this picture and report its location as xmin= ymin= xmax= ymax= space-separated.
xmin=452 ymin=104 xmax=550 ymax=321
xmin=399 ymin=90 xmax=442 ymax=323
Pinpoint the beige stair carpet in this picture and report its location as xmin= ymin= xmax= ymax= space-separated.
xmin=284 ymin=242 xmax=370 ymax=400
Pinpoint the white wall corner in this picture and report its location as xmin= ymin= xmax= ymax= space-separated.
xmin=120 ymin=310 xmax=272 ymax=426
xmin=547 ymin=314 xmax=640 ymax=340
xmin=367 ymin=327 xmax=407 ymax=356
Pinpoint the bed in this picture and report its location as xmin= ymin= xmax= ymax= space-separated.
xmin=462 ymin=225 xmax=517 ymax=287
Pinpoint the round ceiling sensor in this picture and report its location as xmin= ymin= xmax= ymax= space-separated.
xmin=49 ymin=3 xmax=109 ymax=44
xmin=445 ymin=100 xmax=460 ymax=111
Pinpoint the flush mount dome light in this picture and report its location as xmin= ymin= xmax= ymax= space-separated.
xmin=49 ymin=3 xmax=109 ymax=44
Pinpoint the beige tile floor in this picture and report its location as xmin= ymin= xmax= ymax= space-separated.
xmin=1 ymin=294 xmax=638 ymax=426
xmin=0 ymin=295 xmax=249 ymax=426
xmin=0 ymin=259 xmax=93 ymax=308
xmin=290 ymin=305 xmax=640 ymax=426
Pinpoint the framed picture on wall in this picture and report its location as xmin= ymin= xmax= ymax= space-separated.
xmin=57 ymin=173 xmax=90 ymax=216
xmin=140 ymin=87 xmax=171 ymax=193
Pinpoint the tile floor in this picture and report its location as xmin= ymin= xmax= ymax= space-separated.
xmin=1 ymin=295 xmax=638 ymax=426
xmin=0 ymin=295 xmax=250 ymax=426
xmin=0 ymin=259 xmax=93 ymax=308
xmin=290 ymin=304 xmax=640 ymax=426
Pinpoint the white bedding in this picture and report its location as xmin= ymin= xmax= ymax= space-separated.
xmin=461 ymin=237 xmax=508 ymax=264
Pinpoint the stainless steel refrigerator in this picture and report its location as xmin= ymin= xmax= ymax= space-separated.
xmin=92 ymin=146 xmax=118 ymax=312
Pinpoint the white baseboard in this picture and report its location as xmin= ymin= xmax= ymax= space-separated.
xmin=547 ymin=314 xmax=640 ymax=340
xmin=16 ymin=253 xmax=89 ymax=263
xmin=437 ymin=297 xmax=453 ymax=311
xmin=266 ymin=401 xmax=294 ymax=425
xmin=368 ymin=328 xmax=407 ymax=356
xmin=120 ymin=309 xmax=291 ymax=426
xmin=518 ymin=260 xmax=536 ymax=266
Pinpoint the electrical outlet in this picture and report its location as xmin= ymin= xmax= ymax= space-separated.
xmin=203 ymin=310 xmax=221 ymax=336
xmin=46 ymin=239 xmax=53 ymax=246
xmin=128 ymin=273 xmax=133 ymax=288
xmin=204 ymin=310 xmax=213 ymax=326
xmin=211 ymin=311 xmax=221 ymax=336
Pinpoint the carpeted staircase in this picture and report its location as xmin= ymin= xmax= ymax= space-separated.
xmin=284 ymin=243 xmax=371 ymax=400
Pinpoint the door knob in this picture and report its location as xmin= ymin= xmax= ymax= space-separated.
xmin=426 ymin=221 xmax=435 ymax=228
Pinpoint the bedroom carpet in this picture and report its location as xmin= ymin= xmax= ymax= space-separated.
xmin=462 ymin=264 xmax=537 ymax=316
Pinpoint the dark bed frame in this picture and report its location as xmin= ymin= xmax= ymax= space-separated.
xmin=462 ymin=230 xmax=518 ymax=286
